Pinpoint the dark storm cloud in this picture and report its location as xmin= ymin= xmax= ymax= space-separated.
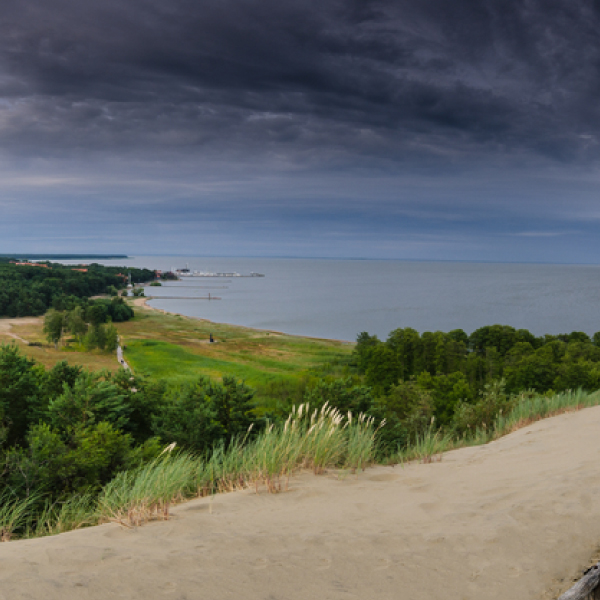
xmin=1 ymin=0 xmax=599 ymax=164
xmin=3 ymin=0 xmax=600 ymax=261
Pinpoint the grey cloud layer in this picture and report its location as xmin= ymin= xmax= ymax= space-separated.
xmin=1 ymin=0 xmax=599 ymax=164
xmin=2 ymin=0 xmax=600 ymax=261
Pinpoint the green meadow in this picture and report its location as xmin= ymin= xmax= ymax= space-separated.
xmin=1 ymin=299 xmax=354 ymax=415
xmin=115 ymin=305 xmax=353 ymax=411
xmin=5 ymin=299 xmax=353 ymax=383
xmin=119 ymin=303 xmax=352 ymax=383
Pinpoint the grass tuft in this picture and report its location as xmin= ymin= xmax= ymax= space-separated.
xmin=0 ymin=493 xmax=39 ymax=542
xmin=94 ymin=406 xmax=383 ymax=526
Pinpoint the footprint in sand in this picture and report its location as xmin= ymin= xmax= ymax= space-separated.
xmin=316 ymin=558 xmax=332 ymax=571
xmin=253 ymin=558 xmax=269 ymax=569
xmin=160 ymin=582 xmax=178 ymax=593
xmin=374 ymin=558 xmax=392 ymax=571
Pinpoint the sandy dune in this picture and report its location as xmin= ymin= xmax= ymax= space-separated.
xmin=3 ymin=407 xmax=600 ymax=600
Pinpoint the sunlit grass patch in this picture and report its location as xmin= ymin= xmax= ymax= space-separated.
xmin=12 ymin=302 xmax=353 ymax=387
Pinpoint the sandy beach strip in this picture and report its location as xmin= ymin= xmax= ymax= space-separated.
xmin=134 ymin=295 xmax=354 ymax=343
xmin=3 ymin=406 xmax=600 ymax=599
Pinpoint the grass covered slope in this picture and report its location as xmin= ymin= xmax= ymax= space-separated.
xmin=2 ymin=403 xmax=600 ymax=599
xmin=0 ymin=402 xmax=381 ymax=538
xmin=119 ymin=300 xmax=352 ymax=383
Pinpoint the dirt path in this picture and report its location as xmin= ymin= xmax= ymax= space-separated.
xmin=0 ymin=317 xmax=41 ymax=344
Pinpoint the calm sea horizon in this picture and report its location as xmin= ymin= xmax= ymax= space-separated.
xmin=57 ymin=256 xmax=600 ymax=341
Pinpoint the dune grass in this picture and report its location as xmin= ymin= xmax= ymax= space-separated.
xmin=0 ymin=492 xmax=39 ymax=541
xmin=96 ymin=403 xmax=383 ymax=526
xmin=3 ymin=389 xmax=600 ymax=541
xmin=395 ymin=423 xmax=455 ymax=464
xmin=27 ymin=494 xmax=97 ymax=538
xmin=390 ymin=388 xmax=600 ymax=465
xmin=0 ymin=404 xmax=381 ymax=537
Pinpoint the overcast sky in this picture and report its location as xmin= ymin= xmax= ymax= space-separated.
xmin=2 ymin=0 xmax=600 ymax=261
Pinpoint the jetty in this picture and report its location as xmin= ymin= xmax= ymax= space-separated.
xmin=145 ymin=295 xmax=221 ymax=300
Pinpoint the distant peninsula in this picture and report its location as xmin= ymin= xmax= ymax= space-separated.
xmin=0 ymin=254 xmax=129 ymax=260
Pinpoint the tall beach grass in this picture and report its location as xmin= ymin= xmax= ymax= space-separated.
xmin=3 ymin=389 xmax=600 ymax=539
xmin=96 ymin=402 xmax=383 ymax=526
xmin=389 ymin=388 xmax=600 ymax=464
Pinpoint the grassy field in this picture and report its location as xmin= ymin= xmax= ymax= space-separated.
xmin=0 ymin=300 xmax=354 ymax=399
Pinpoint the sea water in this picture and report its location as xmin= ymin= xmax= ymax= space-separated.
xmin=62 ymin=256 xmax=600 ymax=342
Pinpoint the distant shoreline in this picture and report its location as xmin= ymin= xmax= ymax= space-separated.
xmin=0 ymin=254 xmax=130 ymax=260
xmin=133 ymin=296 xmax=354 ymax=345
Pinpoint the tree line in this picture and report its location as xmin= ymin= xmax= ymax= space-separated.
xmin=351 ymin=324 xmax=600 ymax=449
xmin=0 ymin=259 xmax=154 ymax=317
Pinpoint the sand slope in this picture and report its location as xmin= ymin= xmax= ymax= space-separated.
xmin=3 ymin=407 xmax=600 ymax=600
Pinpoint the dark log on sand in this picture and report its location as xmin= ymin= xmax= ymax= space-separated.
xmin=558 ymin=562 xmax=600 ymax=600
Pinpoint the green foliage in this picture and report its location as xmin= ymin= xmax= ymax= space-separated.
xmin=0 ymin=344 xmax=42 ymax=448
xmin=303 ymin=377 xmax=373 ymax=415
xmin=151 ymin=376 xmax=260 ymax=452
xmin=7 ymin=421 xmax=136 ymax=498
xmin=353 ymin=324 xmax=600 ymax=451
xmin=65 ymin=306 xmax=88 ymax=338
xmin=452 ymin=379 xmax=511 ymax=436
xmin=151 ymin=381 xmax=222 ymax=452
xmin=40 ymin=360 xmax=82 ymax=400
xmin=43 ymin=309 xmax=65 ymax=348
xmin=86 ymin=303 xmax=108 ymax=327
xmin=45 ymin=296 xmax=133 ymax=353
xmin=357 ymin=324 xmax=600 ymax=400
xmin=416 ymin=371 xmax=474 ymax=427
xmin=47 ymin=371 xmax=131 ymax=431
xmin=364 ymin=345 xmax=398 ymax=394
xmin=209 ymin=376 xmax=259 ymax=445
xmin=372 ymin=380 xmax=434 ymax=450
xmin=0 ymin=260 xmax=153 ymax=317
xmin=4 ymin=310 xmax=600 ymax=543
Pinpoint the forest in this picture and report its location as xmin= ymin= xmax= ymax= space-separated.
xmin=0 ymin=258 xmax=154 ymax=317
xmin=0 ymin=345 xmax=260 ymax=517
xmin=353 ymin=324 xmax=600 ymax=449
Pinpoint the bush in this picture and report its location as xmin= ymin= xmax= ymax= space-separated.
xmin=452 ymin=379 xmax=512 ymax=436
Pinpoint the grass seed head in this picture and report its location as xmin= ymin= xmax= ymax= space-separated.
xmin=160 ymin=442 xmax=177 ymax=455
